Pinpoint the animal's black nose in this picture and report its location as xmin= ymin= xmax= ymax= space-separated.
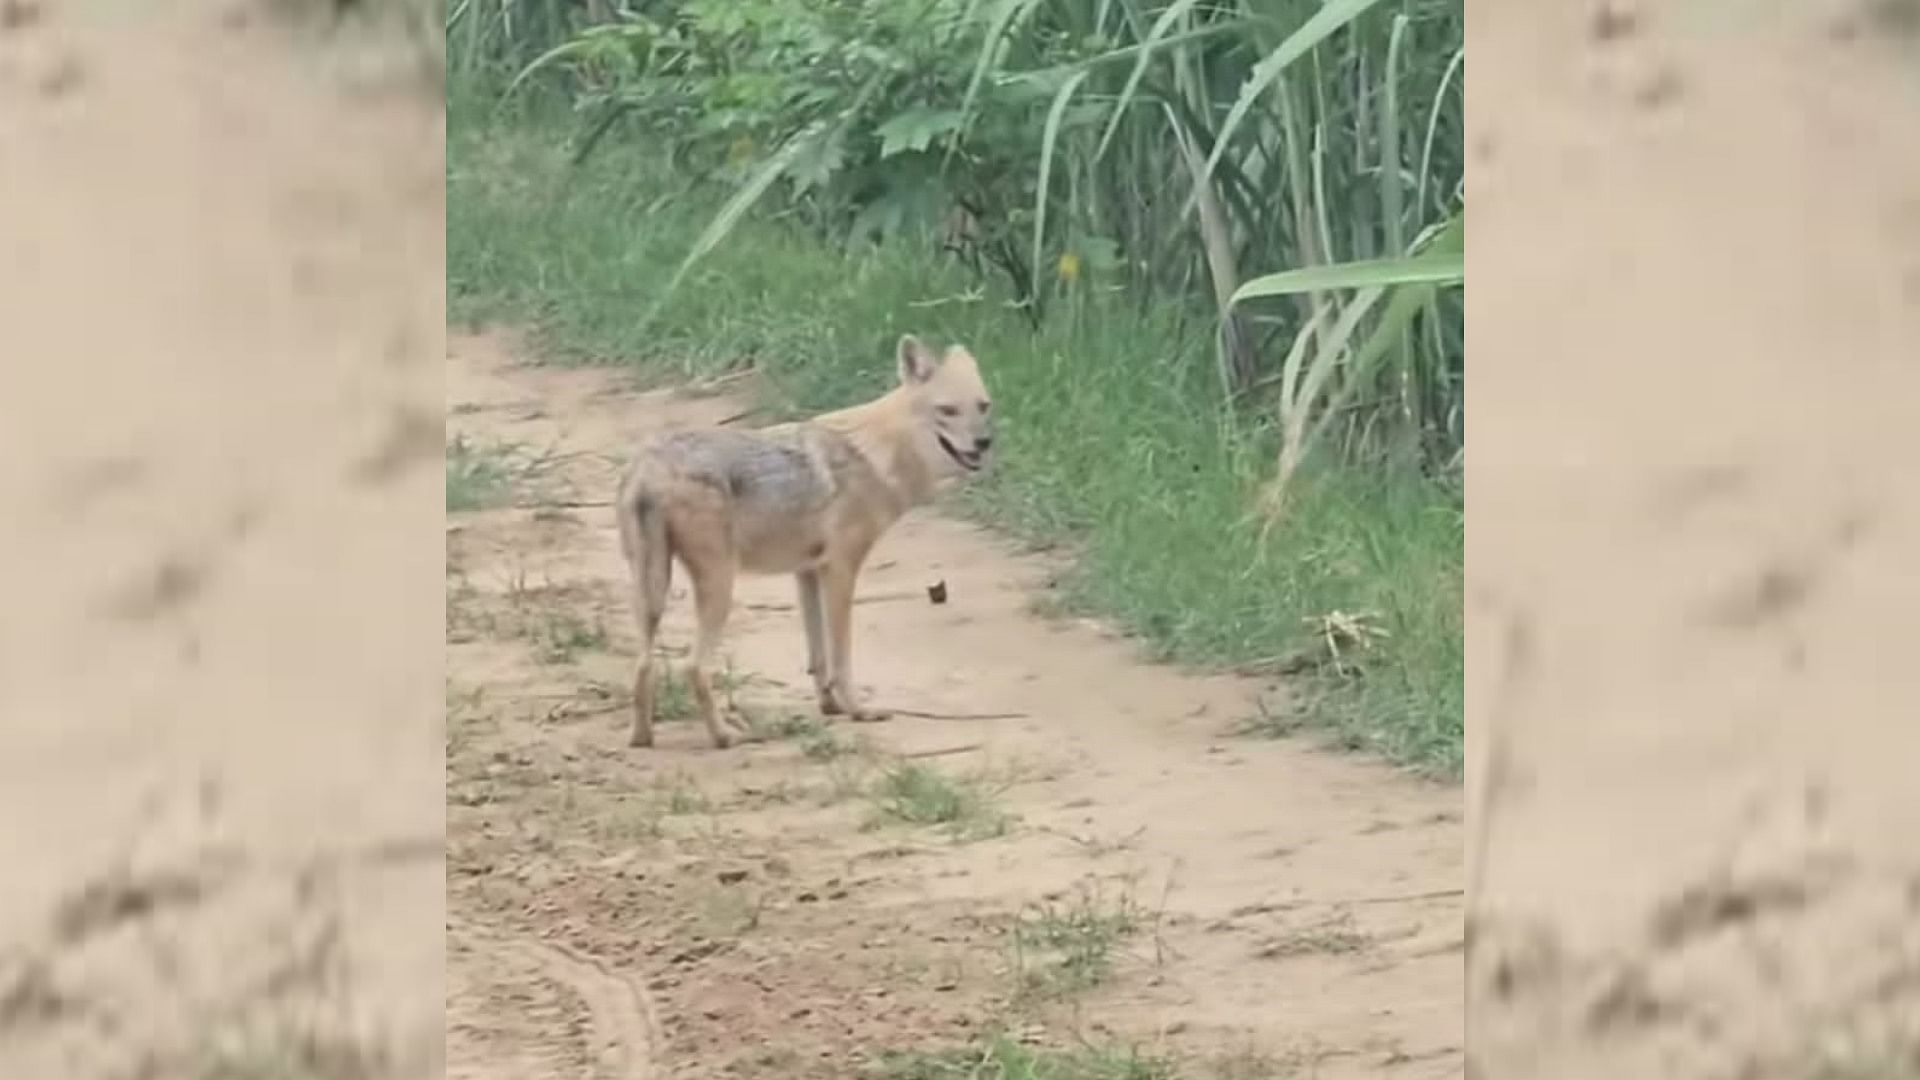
xmin=975 ymin=436 xmax=993 ymax=452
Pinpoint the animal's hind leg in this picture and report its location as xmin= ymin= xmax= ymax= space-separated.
xmin=624 ymin=525 xmax=670 ymax=749
xmin=684 ymin=554 xmax=742 ymax=749
xmin=629 ymin=611 xmax=660 ymax=749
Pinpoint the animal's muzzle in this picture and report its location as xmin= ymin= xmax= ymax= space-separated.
xmin=936 ymin=432 xmax=986 ymax=471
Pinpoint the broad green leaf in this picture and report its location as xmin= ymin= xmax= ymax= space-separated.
xmin=1229 ymin=253 xmax=1462 ymax=307
xmin=785 ymin=125 xmax=847 ymax=193
xmin=875 ymin=107 xmax=968 ymax=158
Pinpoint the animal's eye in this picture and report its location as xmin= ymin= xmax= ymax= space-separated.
xmin=978 ymin=401 xmax=992 ymax=414
xmin=936 ymin=405 xmax=961 ymax=418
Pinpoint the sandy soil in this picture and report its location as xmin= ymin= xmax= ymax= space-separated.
xmin=1468 ymin=2 xmax=1920 ymax=1078
xmin=0 ymin=1 xmax=444 ymax=1076
xmin=443 ymin=332 xmax=1465 ymax=1078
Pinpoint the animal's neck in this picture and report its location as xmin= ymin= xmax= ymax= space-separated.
xmin=817 ymin=389 xmax=935 ymax=510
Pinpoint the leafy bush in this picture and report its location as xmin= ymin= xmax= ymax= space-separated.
xmin=472 ymin=0 xmax=1465 ymax=476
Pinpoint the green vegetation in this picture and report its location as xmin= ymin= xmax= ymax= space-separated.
xmin=867 ymin=761 xmax=1013 ymax=840
xmin=874 ymin=1032 xmax=1297 ymax=1079
xmin=444 ymin=435 xmax=518 ymax=511
xmin=445 ymin=0 xmax=1462 ymax=774
xmin=1011 ymin=887 xmax=1143 ymax=998
xmin=874 ymin=1038 xmax=1178 ymax=1080
xmin=529 ymin=609 xmax=609 ymax=665
xmin=773 ymin=713 xmax=866 ymax=760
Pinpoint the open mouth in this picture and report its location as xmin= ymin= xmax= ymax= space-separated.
xmin=936 ymin=433 xmax=983 ymax=472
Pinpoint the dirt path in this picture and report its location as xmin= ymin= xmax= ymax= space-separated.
xmin=445 ymin=332 xmax=1463 ymax=1078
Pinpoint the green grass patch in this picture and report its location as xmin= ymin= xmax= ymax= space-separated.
xmin=867 ymin=762 xmax=1011 ymax=841
xmin=651 ymin=668 xmax=698 ymax=724
xmin=1010 ymin=887 xmax=1143 ymax=1000
xmin=444 ymin=435 xmax=519 ymax=511
xmin=771 ymin=713 xmax=865 ymax=761
xmin=874 ymin=1038 xmax=1178 ymax=1080
xmin=529 ymin=610 xmax=608 ymax=665
xmin=448 ymin=86 xmax=1462 ymax=775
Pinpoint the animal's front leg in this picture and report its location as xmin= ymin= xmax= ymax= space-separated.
xmin=818 ymin=559 xmax=890 ymax=723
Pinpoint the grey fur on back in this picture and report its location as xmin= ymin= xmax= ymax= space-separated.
xmin=640 ymin=427 xmax=834 ymax=517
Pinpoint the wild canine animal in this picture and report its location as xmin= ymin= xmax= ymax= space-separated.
xmin=616 ymin=335 xmax=995 ymax=749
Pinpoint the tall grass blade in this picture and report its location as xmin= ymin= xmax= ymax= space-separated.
xmin=1194 ymin=0 xmax=1386 ymax=210
xmin=1379 ymin=15 xmax=1410 ymax=260
xmin=1032 ymin=68 xmax=1092 ymax=302
xmin=1165 ymin=103 xmax=1249 ymax=398
xmin=1229 ymin=252 xmax=1462 ymax=305
xmin=1245 ymin=210 xmax=1464 ymax=512
xmin=953 ymin=0 xmax=1048 ymax=155
xmin=1016 ymin=19 xmax=1259 ymax=84
xmin=1262 ymin=283 xmax=1387 ymax=521
xmin=653 ymin=69 xmax=895 ymax=323
xmin=1091 ymin=0 xmax=1205 ymax=163
xmin=505 ymin=31 xmax=605 ymax=100
xmin=1416 ymin=47 xmax=1465 ymax=219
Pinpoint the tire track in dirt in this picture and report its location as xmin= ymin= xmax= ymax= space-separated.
xmin=452 ymin=918 xmax=661 ymax=1080
xmin=445 ymin=331 xmax=1465 ymax=1078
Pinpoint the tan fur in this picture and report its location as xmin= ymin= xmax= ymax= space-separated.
xmin=616 ymin=335 xmax=995 ymax=749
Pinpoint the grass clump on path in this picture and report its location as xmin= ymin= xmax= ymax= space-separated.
xmin=444 ymin=435 xmax=518 ymax=511
xmin=867 ymin=762 xmax=1012 ymax=841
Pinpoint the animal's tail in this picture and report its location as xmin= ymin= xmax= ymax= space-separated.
xmin=616 ymin=481 xmax=671 ymax=643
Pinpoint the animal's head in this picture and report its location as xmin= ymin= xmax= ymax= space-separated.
xmin=897 ymin=334 xmax=994 ymax=478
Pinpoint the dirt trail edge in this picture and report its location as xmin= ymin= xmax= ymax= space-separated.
xmin=445 ymin=332 xmax=1463 ymax=1079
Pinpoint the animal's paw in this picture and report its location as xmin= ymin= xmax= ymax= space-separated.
xmin=820 ymin=684 xmax=890 ymax=722
xmin=629 ymin=728 xmax=654 ymax=749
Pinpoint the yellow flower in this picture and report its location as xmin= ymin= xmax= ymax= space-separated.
xmin=1056 ymin=251 xmax=1082 ymax=284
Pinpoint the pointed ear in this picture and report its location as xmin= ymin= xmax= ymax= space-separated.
xmin=897 ymin=334 xmax=938 ymax=385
